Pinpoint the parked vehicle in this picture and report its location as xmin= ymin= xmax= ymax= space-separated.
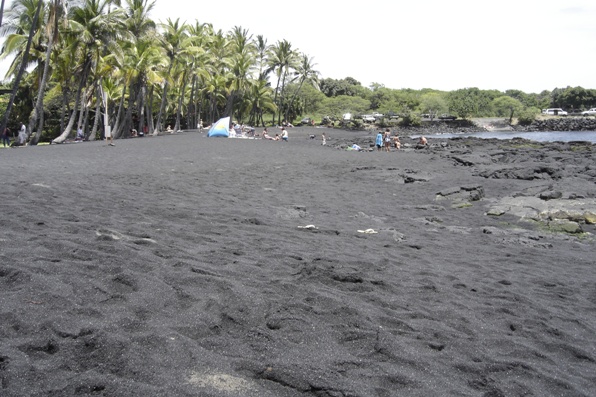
xmin=542 ymin=108 xmax=568 ymax=116
xmin=299 ymin=117 xmax=312 ymax=125
xmin=439 ymin=114 xmax=457 ymax=120
xmin=361 ymin=115 xmax=376 ymax=122
xmin=581 ymin=108 xmax=596 ymax=116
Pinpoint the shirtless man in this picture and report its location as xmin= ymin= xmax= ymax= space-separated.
xmin=393 ymin=135 xmax=401 ymax=149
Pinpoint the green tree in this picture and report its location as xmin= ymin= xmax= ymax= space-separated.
xmin=154 ymin=17 xmax=187 ymax=133
xmin=319 ymin=77 xmax=366 ymax=98
xmin=28 ymin=0 xmax=65 ymax=145
xmin=318 ymin=95 xmax=370 ymax=121
xmin=223 ymin=26 xmax=257 ymax=122
xmin=492 ymin=96 xmax=523 ymax=123
xmin=517 ymin=106 xmax=541 ymax=125
xmin=267 ymin=39 xmax=298 ymax=125
xmin=419 ymin=92 xmax=448 ymax=120
xmin=447 ymin=88 xmax=497 ymax=119
xmin=53 ymin=0 xmax=130 ymax=143
xmin=556 ymin=86 xmax=596 ymax=111
xmin=0 ymin=0 xmax=43 ymax=140
xmin=284 ymin=53 xmax=319 ymax=123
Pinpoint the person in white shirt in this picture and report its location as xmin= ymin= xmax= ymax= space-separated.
xmin=18 ymin=123 xmax=27 ymax=146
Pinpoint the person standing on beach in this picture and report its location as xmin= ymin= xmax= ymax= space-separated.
xmin=2 ymin=126 xmax=10 ymax=147
xmin=18 ymin=123 xmax=27 ymax=146
xmin=105 ymin=126 xmax=114 ymax=146
xmin=281 ymin=127 xmax=288 ymax=142
xmin=375 ymin=130 xmax=383 ymax=151
xmin=76 ymin=125 xmax=84 ymax=141
xmin=321 ymin=132 xmax=326 ymax=145
xmin=383 ymin=129 xmax=391 ymax=152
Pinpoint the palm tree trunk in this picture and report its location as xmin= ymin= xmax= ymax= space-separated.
xmin=77 ymin=90 xmax=87 ymax=133
xmin=146 ymin=85 xmax=154 ymax=133
xmin=284 ymin=79 xmax=305 ymax=123
xmin=112 ymin=85 xmax=127 ymax=138
xmin=28 ymin=30 xmax=56 ymax=145
xmin=187 ymin=75 xmax=196 ymax=129
xmin=138 ymin=85 xmax=146 ymax=132
xmin=53 ymin=59 xmax=91 ymax=143
xmin=88 ymin=85 xmax=101 ymax=141
xmin=155 ymin=63 xmax=173 ymax=135
xmin=60 ymin=90 xmax=68 ymax=133
xmin=117 ymin=81 xmax=135 ymax=138
xmin=174 ymin=70 xmax=189 ymax=131
xmin=0 ymin=0 xmax=6 ymax=27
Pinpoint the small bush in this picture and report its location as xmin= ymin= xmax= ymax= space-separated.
xmin=398 ymin=112 xmax=421 ymax=127
xmin=517 ymin=107 xmax=541 ymax=126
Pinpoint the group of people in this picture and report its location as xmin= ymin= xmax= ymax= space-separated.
xmin=2 ymin=123 xmax=28 ymax=147
xmin=260 ymin=127 xmax=289 ymax=142
xmin=375 ymin=129 xmax=427 ymax=151
xmin=230 ymin=123 xmax=256 ymax=137
xmin=375 ymin=129 xmax=401 ymax=152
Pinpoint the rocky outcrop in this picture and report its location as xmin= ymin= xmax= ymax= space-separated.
xmin=396 ymin=120 xmax=483 ymax=136
xmin=514 ymin=117 xmax=596 ymax=132
xmin=487 ymin=195 xmax=596 ymax=235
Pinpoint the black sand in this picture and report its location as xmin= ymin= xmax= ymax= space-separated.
xmin=1 ymin=128 xmax=595 ymax=396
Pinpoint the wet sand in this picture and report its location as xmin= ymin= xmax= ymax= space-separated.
xmin=1 ymin=127 xmax=595 ymax=396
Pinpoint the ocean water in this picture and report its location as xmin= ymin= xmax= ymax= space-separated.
xmin=424 ymin=130 xmax=596 ymax=143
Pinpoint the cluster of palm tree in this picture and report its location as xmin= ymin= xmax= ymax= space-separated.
xmin=0 ymin=0 xmax=320 ymax=144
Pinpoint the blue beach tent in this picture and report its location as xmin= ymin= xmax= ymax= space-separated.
xmin=207 ymin=117 xmax=230 ymax=137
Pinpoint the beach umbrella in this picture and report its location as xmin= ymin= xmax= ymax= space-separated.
xmin=207 ymin=117 xmax=230 ymax=137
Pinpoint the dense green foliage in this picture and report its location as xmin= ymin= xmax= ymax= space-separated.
xmin=1 ymin=0 xmax=595 ymax=141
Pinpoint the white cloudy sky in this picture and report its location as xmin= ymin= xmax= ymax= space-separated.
xmin=2 ymin=0 xmax=595 ymax=93
xmin=149 ymin=0 xmax=595 ymax=93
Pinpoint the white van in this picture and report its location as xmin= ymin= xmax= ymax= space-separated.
xmin=542 ymin=108 xmax=568 ymax=116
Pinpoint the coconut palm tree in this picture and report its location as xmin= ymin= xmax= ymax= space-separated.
xmin=52 ymin=0 xmax=130 ymax=143
xmin=223 ymin=26 xmax=257 ymax=120
xmin=28 ymin=0 xmax=66 ymax=145
xmin=0 ymin=0 xmax=48 ymax=79
xmin=186 ymin=21 xmax=213 ymax=129
xmin=267 ymin=39 xmax=298 ymax=125
xmin=254 ymin=34 xmax=269 ymax=82
xmin=0 ymin=0 xmax=43 ymax=140
xmin=152 ymin=18 xmax=188 ymax=134
xmin=247 ymin=78 xmax=276 ymax=127
xmin=284 ymin=53 xmax=319 ymax=123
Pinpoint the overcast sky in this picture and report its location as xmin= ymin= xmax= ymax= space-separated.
xmin=2 ymin=0 xmax=595 ymax=94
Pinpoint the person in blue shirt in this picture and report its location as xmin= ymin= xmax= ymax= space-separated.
xmin=375 ymin=130 xmax=383 ymax=151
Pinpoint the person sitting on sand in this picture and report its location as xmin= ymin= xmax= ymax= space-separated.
xmin=130 ymin=128 xmax=138 ymax=137
xmin=274 ymin=133 xmax=280 ymax=141
xmin=262 ymin=128 xmax=274 ymax=140
xmin=166 ymin=125 xmax=173 ymax=133
xmin=281 ymin=128 xmax=288 ymax=142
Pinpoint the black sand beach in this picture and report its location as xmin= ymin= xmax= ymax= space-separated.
xmin=1 ymin=127 xmax=595 ymax=396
